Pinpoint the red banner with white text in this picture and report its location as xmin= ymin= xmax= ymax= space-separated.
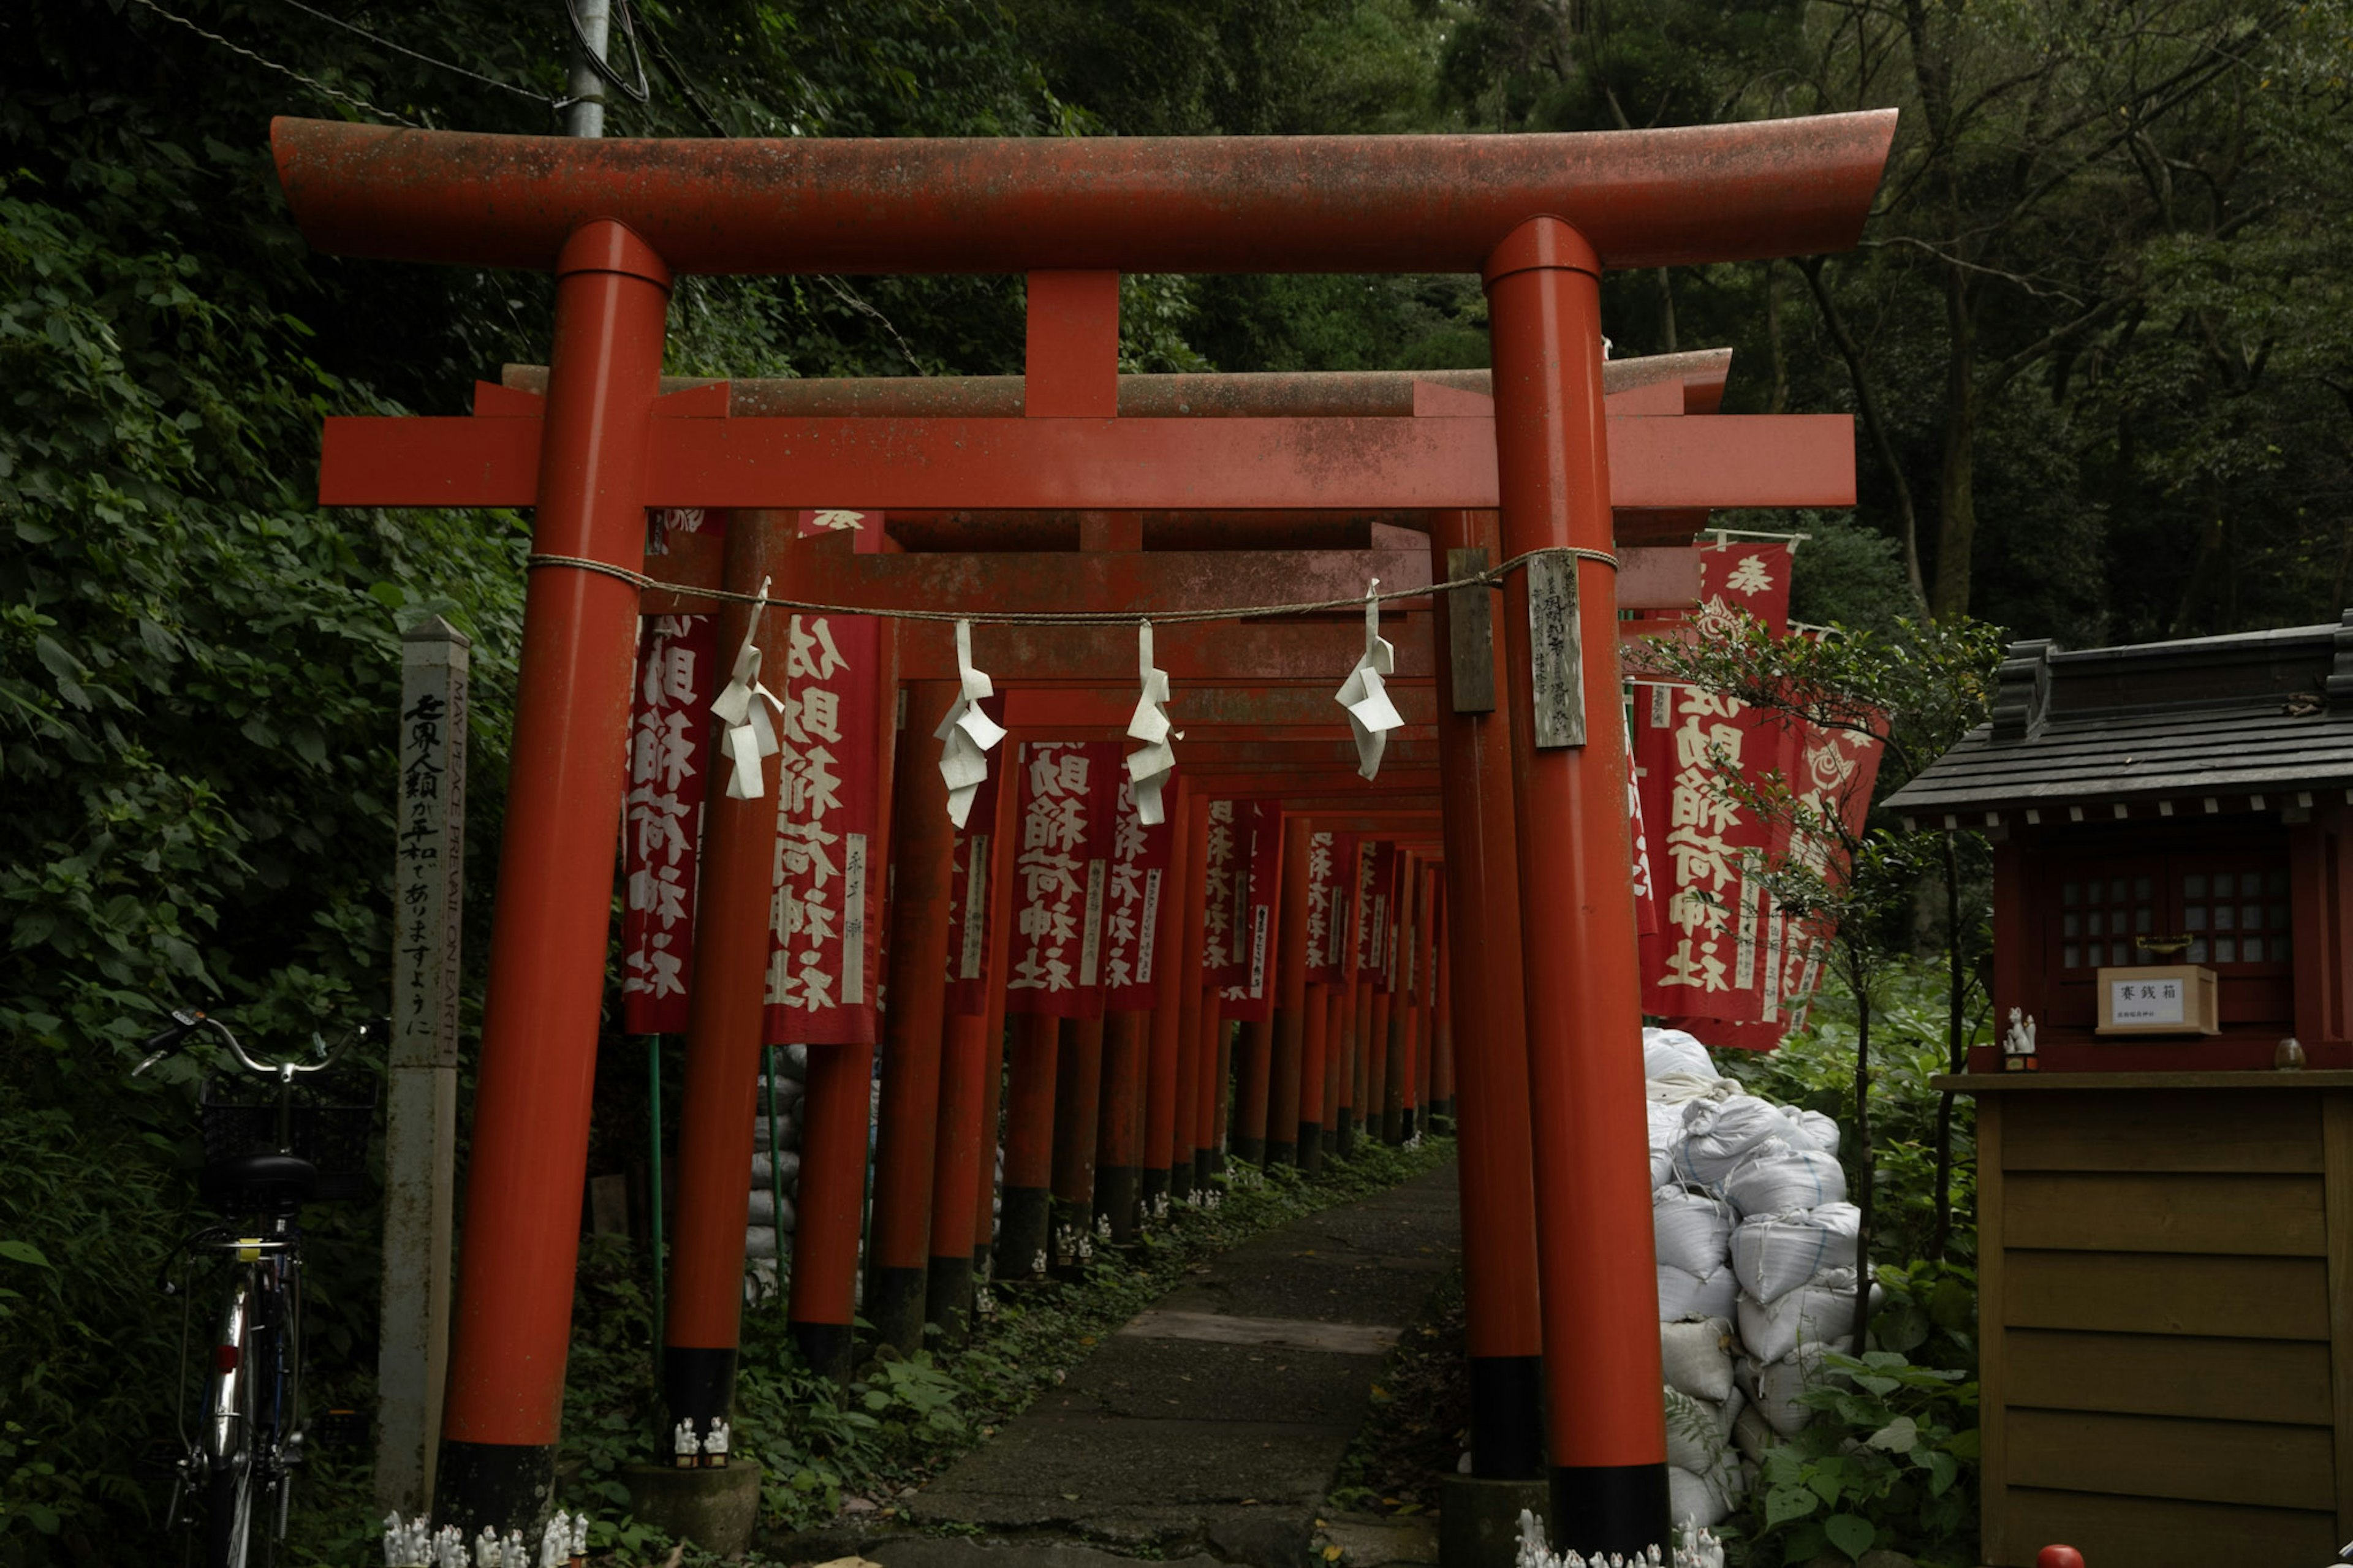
xmin=1104 ymin=770 xmax=1175 ymax=1010
xmin=1005 ymin=740 xmax=1118 ymax=1018
xmin=620 ymin=612 xmax=716 ymax=1034
xmin=1221 ymin=803 xmax=1281 ymax=1022
xmin=762 ymin=612 xmax=885 ymax=1045
xmin=942 ymin=697 xmax=1007 ymax=1017
xmin=1305 ymin=830 xmax=1355 ymax=983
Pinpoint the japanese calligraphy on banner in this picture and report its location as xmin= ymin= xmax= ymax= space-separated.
xmin=621 ymin=613 xmax=716 ymax=1034
xmin=1633 ymin=676 xmax=1885 ymax=1050
xmin=1305 ymin=831 xmax=1356 ymax=983
xmin=1635 ymin=683 xmax=1790 ymax=1034
xmin=942 ymin=697 xmax=1007 ymax=1018
xmin=1628 ymin=735 xmax=1661 ymax=937
xmin=762 ymin=612 xmax=884 ymax=1045
xmin=1200 ymin=800 xmax=1249 ymax=988
xmin=1637 ymin=540 xmax=1796 ymax=648
xmin=1354 ymin=840 xmax=1399 ymax=993
xmin=1104 ymin=771 xmax=1175 ymax=1010
xmin=1220 ymin=803 xmax=1281 ymax=1021
xmin=1006 ymin=740 xmax=1118 ymax=1018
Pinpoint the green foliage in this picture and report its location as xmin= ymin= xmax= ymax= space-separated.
xmin=1724 ymin=958 xmax=1985 ymax=1269
xmin=1745 ymin=1350 xmax=1979 ymax=1568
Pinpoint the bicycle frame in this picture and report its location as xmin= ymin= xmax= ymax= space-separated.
xmin=141 ymin=1010 xmax=371 ymax=1564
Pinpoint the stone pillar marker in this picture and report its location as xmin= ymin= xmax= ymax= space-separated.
xmin=377 ymin=615 xmax=469 ymax=1516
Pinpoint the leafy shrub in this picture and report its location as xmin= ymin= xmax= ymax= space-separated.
xmin=1748 ymin=1350 xmax=1979 ymax=1568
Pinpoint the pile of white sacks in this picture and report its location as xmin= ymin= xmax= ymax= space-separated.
xmin=745 ymin=1043 xmax=807 ymax=1300
xmin=1646 ymin=1027 xmax=1869 ymax=1528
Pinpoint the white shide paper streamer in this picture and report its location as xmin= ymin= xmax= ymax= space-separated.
xmin=1124 ymin=620 xmax=1180 ymax=825
xmin=710 ymin=575 xmax=784 ymax=800
xmin=1334 ymin=577 xmax=1404 ymax=780
xmin=935 ymin=619 xmax=1007 ymax=827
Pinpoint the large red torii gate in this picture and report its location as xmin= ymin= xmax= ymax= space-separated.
xmin=276 ymin=112 xmax=1894 ymax=1548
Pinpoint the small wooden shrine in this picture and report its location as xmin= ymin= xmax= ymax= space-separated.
xmin=1893 ymin=616 xmax=2353 ymax=1566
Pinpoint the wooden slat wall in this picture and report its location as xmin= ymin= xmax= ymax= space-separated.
xmin=1987 ymin=1089 xmax=2344 ymax=1567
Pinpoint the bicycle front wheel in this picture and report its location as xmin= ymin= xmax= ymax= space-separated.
xmin=205 ymin=1460 xmax=254 ymax=1568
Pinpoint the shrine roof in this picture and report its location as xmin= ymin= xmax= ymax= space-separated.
xmin=1887 ymin=613 xmax=2353 ymax=826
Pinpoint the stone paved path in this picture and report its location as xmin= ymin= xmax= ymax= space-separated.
xmin=772 ymin=1160 xmax=1460 ymax=1568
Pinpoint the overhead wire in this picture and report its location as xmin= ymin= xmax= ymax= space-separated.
xmin=561 ymin=0 xmax=650 ymax=104
xmin=267 ymin=0 xmax=559 ymax=108
xmin=124 ymin=0 xmax=424 ymax=127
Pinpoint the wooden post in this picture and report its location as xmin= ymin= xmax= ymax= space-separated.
xmin=377 ymin=615 xmax=468 ymax=1517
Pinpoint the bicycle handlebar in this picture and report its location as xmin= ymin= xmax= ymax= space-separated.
xmin=131 ymin=1010 xmax=387 ymax=1080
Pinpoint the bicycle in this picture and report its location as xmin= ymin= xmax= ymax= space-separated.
xmin=136 ymin=1009 xmax=382 ymax=1568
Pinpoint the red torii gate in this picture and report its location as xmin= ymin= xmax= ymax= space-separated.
xmin=276 ymin=113 xmax=1894 ymax=1550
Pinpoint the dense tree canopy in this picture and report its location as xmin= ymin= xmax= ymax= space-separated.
xmin=1 ymin=0 xmax=2347 ymax=1555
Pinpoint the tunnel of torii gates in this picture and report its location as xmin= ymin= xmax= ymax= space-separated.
xmin=274 ymin=110 xmax=1895 ymax=1548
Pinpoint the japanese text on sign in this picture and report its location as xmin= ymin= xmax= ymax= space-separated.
xmin=621 ymin=615 xmax=714 ymax=1034
xmin=763 ymin=613 xmax=882 ymax=1043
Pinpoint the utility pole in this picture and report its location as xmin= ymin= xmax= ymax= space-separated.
xmin=565 ymin=0 xmax=611 ymax=138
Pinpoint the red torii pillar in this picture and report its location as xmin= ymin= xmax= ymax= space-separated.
xmin=1488 ymin=216 xmax=1669 ymax=1544
xmin=1430 ymin=507 xmax=1546 ymax=1481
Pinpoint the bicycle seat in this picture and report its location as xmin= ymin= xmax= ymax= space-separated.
xmin=200 ymin=1153 xmax=318 ymax=1213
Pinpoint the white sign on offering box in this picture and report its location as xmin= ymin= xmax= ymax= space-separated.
xmin=2109 ymin=976 xmax=2186 ymax=1026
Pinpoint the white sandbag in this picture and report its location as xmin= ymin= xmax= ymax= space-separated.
xmin=1721 ymin=1138 xmax=1848 ymax=1219
xmin=1653 ymin=1186 xmax=1734 ymax=1276
xmin=744 ymin=1224 xmax=780 ymax=1260
xmin=751 ymin=1150 xmax=801 ymax=1186
xmin=1643 ymin=1028 xmax=1719 ymax=1083
xmin=1647 ymin=1102 xmax=1685 ymax=1187
xmin=1737 ymin=1269 xmax=1862 ymax=1364
xmin=1781 ymin=1107 xmax=1840 ymax=1155
xmin=1675 ymin=1095 xmax=1788 ymax=1187
xmin=1731 ymin=1401 xmax=1777 ymax=1463
xmin=746 ymin=1190 xmax=798 ymax=1232
xmin=1730 ymin=1203 xmax=1860 ymax=1305
xmin=1658 ymin=1262 xmax=1740 ymax=1323
xmin=1659 ymin=1317 xmax=1735 ymax=1403
xmin=1751 ymin=1346 xmax=1846 ymax=1437
xmin=1664 ymin=1388 xmax=1732 ymax=1474
xmin=1667 ymin=1464 xmax=1732 ymax=1529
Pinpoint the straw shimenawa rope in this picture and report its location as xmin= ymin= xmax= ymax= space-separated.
xmin=525 ymin=544 xmax=1617 ymax=625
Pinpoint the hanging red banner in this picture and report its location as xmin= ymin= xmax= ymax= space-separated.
xmin=1103 ymin=769 xmax=1175 ymax=1010
xmin=761 ymin=611 xmax=885 ymax=1045
xmin=1221 ymin=803 xmax=1281 ymax=1022
xmin=1200 ymin=799 xmax=1249 ymax=988
xmin=1634 ymin=539 xmax=1796 ymax=647
xmin=1352 ymin=839 xmax=1399 ymax=994
xmin=1305 ymin=830 xmax=1356 ymax=983
xmin=1634 ymin=667 xmax=1887 ymax=1050
xmin=1005 ymin=740 xmax=1118 ymax=1019
xmin=1635 ymin=682 xmax=1792 ymax=1034
xmin=1692 ymin=539 xmax=1794 ymax=637
xmin=1628 ymin=735 xmax=1661 ymax=938
xmin=942 ymin=695 xmax=1007 ymax=1018
xmin=620 ymin=612 xmax=716 ymax=1034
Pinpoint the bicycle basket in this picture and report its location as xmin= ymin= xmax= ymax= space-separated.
xmin=199 ymin=1071 xmax=377 ymax=1205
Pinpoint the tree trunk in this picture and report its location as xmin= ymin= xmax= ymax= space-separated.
xmin=1802 ymin=259 xmax=1932 ymax=616
xmin=1927 ymin=262 xmax=1980 ymax=620
xmin=1849 ymin=947 xmax=1875 ymax=1349
xmin=1930 ymin=832 xmax=1965 ymax=1260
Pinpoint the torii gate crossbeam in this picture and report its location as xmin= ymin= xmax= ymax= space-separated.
xmin=276 ymin=110 xmax=1895 ymax=1550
